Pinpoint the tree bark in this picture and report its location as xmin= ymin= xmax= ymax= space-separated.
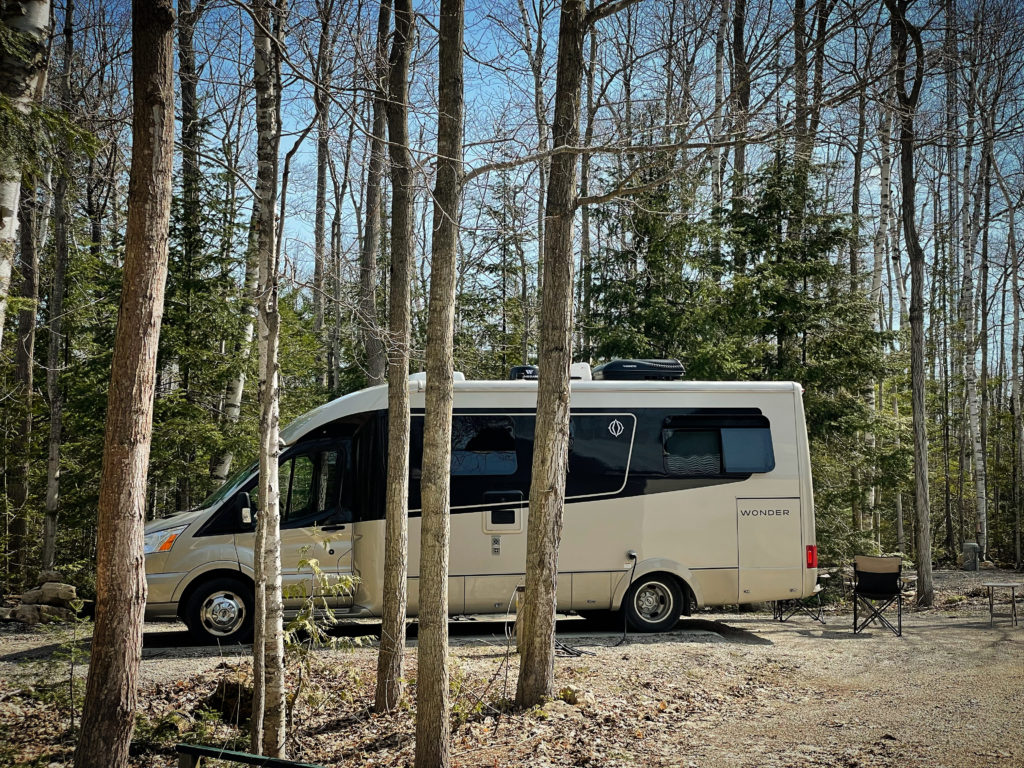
xmin=516 ymin=0 xmax=586 ymax=710
xmin=73 ymin=2 xmax=175 ymax=765
xmin=415 ymin=0 xmax=464 ymax=764
xmin=357 ymin=0 xmax=392 ymax=387
xmin=250 ymin=0 xmax=286 ymax=757
xmin=0 ymin=0 xmax=50 ymax=355
xmin=41 ymin=0 xmax=75 ymax=573
xmin=7 ymin=180 xmax=41 ymax=588
xmin=374 ymin=0 xmax=414 ymax=714
xmin=885 ymin=0 xmax=933 ymax=605
xmin=312 ymin=0 xmax=336 ymax=390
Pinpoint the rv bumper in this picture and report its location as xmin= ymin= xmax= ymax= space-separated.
xmin=145 ymin=571 xmax=185 ymax=610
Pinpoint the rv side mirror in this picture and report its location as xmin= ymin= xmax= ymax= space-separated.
xmin=240 ymin=492 xmax=255 ymax=527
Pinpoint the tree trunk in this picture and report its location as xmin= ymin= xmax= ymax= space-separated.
xmin=415 ymin=1 xmax=464 ymax=765
xmin=357 ymin=0 xmax=391 ymax=387
xmin=711 ymin=0 xmax=728 ymax=210
xmin=42 ymin=0 xmax=75 ymax=572
xmin=374 ymin=0 xmax=414 ymax=714
xmin=516 ymin=0 xmax=586 ymax=710
xmin=73 ymin=3 xmax=175 ymax=765
xmin=885 ymin=0 xmax=933 ymax=605
xmin=312 ymin=0 xmax=335 ymax=390
xmin=0 ymin=0 xmax=50 ymax=354
xmin=995 ymin=168 xmax=1021 ymax=567
xmin=250 ymin=0 xmax=286 ymax=757
xmin=7 ymin=180 xmax=41 ymax=588
xmin=730 ymin=0 xmax=749 ymax=240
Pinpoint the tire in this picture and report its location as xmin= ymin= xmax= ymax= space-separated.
xmin=623 ymin=574 xmax=683 ymax=632
xmin=184 ymin=577 xmax=254 ymax=644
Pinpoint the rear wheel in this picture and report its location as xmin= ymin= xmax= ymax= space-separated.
xmin=184 ymin=577 xmax=254 ymax=644
xmin=623 ymin=574 xmax=682 ymax=632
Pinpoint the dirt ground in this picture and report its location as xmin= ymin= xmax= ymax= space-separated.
xmin=1 ymin=568 xmax=1022 ymax=768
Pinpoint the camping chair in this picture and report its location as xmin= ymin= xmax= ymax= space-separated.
xmin=852 ymin=555 xmax=903 ymax=636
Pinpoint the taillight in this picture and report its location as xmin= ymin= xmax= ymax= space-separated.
xmin=806 ymin=545 xmax=818 ymax=568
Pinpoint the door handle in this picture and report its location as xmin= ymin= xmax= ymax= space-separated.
xmin=321 ymin=524 xmax=347 ymax=532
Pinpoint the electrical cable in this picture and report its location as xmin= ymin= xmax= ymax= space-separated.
xmin=615 ymin=550 xmax=639 ymax=647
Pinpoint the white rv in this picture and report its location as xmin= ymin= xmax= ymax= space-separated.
xmin=143 ymin=360 xmax=818 ymax=642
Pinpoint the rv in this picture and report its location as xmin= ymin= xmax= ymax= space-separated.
xmin=143 ymin=360 xmax=818 ymax=642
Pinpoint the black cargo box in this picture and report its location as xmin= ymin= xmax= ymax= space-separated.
xmin=591 ymin=358 xmax=685 ymax=381
xmin=509 ymin=365 xmax=539 ymax=380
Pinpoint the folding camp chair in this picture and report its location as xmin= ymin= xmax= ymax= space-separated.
xmin=852 ymin=555 xmax=903 ymax=636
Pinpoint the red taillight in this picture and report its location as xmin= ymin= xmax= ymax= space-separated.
xmin=806 ymin=545 xmax=818 ymax=568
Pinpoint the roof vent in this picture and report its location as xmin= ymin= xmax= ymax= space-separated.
xmin=408 ymin=371 xmax=466 ymax=382
xmin=570 ymin=362 xmax=592 ymax=381
xmin=591 ymin=358 xmax=685 ymax=381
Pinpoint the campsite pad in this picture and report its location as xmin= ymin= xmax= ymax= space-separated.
xmin=1 ymin=568 xmax=1021 ymax=767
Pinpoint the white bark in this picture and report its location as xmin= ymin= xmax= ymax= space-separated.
xmin=250 ymin=0 xmax=286 ymax=757
xmin=0 ymin=0 xmax=50 ymax=351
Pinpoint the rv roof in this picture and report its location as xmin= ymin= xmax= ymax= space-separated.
xmin=280 ymin=378 xmax=801 ymax=446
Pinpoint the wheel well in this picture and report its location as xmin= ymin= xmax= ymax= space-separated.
xmin=176 ymin=569 xmax=253 ymax=621
xmin=626 ymin=571 xmax=694 ymax=616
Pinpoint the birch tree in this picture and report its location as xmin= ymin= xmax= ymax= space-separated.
xmin=249 ymin=0 xmax=287 ymax=756
xmin=0 ymin=0 xmax=50 ymax=352
xmin=73 ymin=1 xmax=175 ymax=765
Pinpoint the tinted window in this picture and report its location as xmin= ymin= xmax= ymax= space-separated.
xmin=722 ymin=427 xmax=775 ymax=473
xmin=450 ymin=415 xmax=517 ymax=476
xmin=663 ymin=430 xmax=722 ymax=476
xmin=662 ymin=417 xmax=775 ymax=477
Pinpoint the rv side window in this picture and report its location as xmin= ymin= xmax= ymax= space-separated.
xmin=450 ymin=415 xmax=517 ymax=476
xmin=281 ymin=447 xmax=344 ymax=526
xmin=663 ymin=430 xmax=722 ymax=476
xmin=721 ymin=427 xmax=774 ymax=473
xmin=662 ymin=423 xmax=775 ymax=476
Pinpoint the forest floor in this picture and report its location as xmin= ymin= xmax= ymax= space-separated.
xmin=1 ymin=568 xmax=1022 ymax=768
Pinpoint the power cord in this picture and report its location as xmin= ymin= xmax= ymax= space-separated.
xmin=615 ymin=550 xmax=638 ymax=647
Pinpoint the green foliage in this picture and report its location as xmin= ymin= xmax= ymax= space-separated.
xmin=585 ymin=154 xmax=898 ymax=557
xmin=455 ymin=172 xmax=537 ymax=378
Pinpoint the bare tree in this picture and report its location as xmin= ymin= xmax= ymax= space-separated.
xmin=72 ymin=2 xmax=176 ymax=765
xmin=374 ymin=0 xmax=415 ymax=714
xmin=884 ymin=0 xmax=932 ymax=606
xmin=7 ymin=175 xmax=43 ymax=588
xmin=515 ymin=0 xmax=638 ymax=709
xmin=249 ymin=0 xmax=287 ymax=757
xmin=41 ymin=0 xmax=76 ymax=572
xmin=415 ymin=0 xmax=464 ymax=764
xmin=356 ymin=0 xmax=390 ymax=385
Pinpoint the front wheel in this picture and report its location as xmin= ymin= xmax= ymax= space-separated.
xmin=184 ymin=577 xmax=255 ymax=644
xmin=623 ymin=575 xmax=682 ymax=632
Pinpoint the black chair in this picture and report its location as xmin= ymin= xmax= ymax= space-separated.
xmin=852 ymin=555 xmax=903 ymax=636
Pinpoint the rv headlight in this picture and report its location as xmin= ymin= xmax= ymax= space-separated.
xmin=144 ymin=525 xmax=188 ymax=555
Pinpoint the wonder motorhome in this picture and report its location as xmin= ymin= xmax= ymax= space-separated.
xmin=143 ymin=360 xmax=818 ymax=642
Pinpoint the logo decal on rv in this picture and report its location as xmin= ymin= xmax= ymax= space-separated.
xmin=608 ymin=419 xmax=624 ymax=437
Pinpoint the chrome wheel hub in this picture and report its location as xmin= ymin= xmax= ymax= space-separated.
xmin=635 ymin=582 xmax=673 ymax=622
xmin=200 ymin=591 xmax=245 ymax=636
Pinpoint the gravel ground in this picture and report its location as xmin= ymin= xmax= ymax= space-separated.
xmin=1 ymin=568 xmax=1021 ymax=767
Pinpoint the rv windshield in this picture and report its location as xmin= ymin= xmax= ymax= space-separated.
xmin=199 ymin=460 xmax=258 ymax=511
